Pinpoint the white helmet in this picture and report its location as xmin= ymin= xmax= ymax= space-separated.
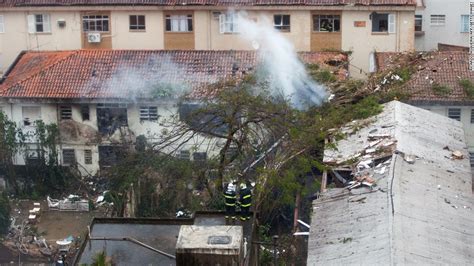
xmin=227 ymin=183 xmax=236 ymax=192
xmin=240 ymin=183 xmax=247 ymax=190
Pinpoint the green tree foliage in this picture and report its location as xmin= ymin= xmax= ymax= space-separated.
xmin=0 ymin=192 xmax=10 ymax=236
xmin=0 ymin=111 xmax=25 ymax=193
xmin=106 ymin=151 xmax=209 ymax=217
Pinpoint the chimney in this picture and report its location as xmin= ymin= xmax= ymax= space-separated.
xmin=471 ymin=0 xmax=474 ymax=70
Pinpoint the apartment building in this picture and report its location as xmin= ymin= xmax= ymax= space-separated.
xmin=415 ymin=0 xmax=470 ymax=51
xmin=0 ymin=49 xmax=346 ymax=176
xmin=0 ymin=0 xmax=416 ymax=78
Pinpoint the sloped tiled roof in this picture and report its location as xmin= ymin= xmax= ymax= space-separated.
xmin=375 ymin=51 xmax=474 ymax=104
xmin=0 ymin=0 xmax=417 ymax=7
xmin=0 ymin=50 xmax=347 ymax=99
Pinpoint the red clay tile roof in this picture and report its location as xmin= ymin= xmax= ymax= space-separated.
xmin=0 ymin=50 xmax=347 ymax=100
xmin=376 ymin=51 xmax=474 ymax=104
xmin=0 ymin=0 xmax=417 ymax=7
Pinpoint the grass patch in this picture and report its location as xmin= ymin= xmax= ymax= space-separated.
xmin=432 ymin=83 xmax=451 ymax=96
xmin=459 ymin=79 xmax=474 ymax=98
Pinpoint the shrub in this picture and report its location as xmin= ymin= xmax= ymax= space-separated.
xmin=459 ymin=79 xmax=474 ymax=98
xmin=0 ymin=193 xmax=10 ymax=236
xmin=431 ymin=83 xmax=451 ymax=96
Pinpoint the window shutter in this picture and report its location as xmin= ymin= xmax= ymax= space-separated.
xmin=219 ymin=14 xmax=225 ymax=34
xmin=43 ymin=14 xmax=51 ymax=33
xmin=27 ymin=14 xmax=35 ymax=33
xmin=388 ymin=14 xmax=396 ymax=33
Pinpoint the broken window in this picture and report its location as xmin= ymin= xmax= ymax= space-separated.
xmin=448 ymin=108 xmax=461 ymax=121
xmin=219 ymin=13 xmax=239 ymax=33
xmin=60 ymin=106 xmax=72 ymax=120
xmin=22 ymin=106 xmax=41 ymax=126
xmin=81 ymin=105 xmax=90 ymax=121
xmin=415 ymin=15 xmax=423 ymax=32
xmin=139 ymin=106 xmax=159 ymax=122
xmin=193 ymin=152 xmax=207 ymax=162
xmin=62 ymin=149 xmax=76 ymax=165
xmin=129 ymin=15 xmax=145 ymax=30
xmin=83 ymin=15 xmax=109 ymax=32
xmin=178 ymin=103 xmax=228 ymax=136
xmin=165 ymin=15 xmax=193 ymax=32
xmin=430 ymin=15 xmax=445 ymax=26
xmin=177 ymin=150 xmax=190 ymax=160
xmin=313 ymin=15 xmax=340 ymax=32
xmin=26 ymin=149 xmax=40 ymax=165
xmin=84 ymin=149 xmax=92 ymax=165
xmin=371 ymin=13 xmax=395 ymax=33
xmin=274 ymin=15 xmax=290 ymax=31
xmin=99 ymin=145 xmax=125 ymax=167
xmin=97 ymin=103 xmax=128 ymax=135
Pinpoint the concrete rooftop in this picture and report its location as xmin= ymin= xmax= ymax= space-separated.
xmin=308 ymin=101 xmax=474 ymax=265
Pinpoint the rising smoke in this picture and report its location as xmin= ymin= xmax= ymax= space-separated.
xmin=237 ymin=12 xmax=328 ymax=109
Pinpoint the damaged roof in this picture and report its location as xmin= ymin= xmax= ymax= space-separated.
xmin=308 ymin=101 xmax=474 ymax=265
xmin=375 ymin=51 xmax=474 ymax=105
xmin=0 ymin=50 xmax=347 ymax=100
xmin=0 ymin=0 xmax=417 ymax=7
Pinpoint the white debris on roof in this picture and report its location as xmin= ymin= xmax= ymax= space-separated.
xmin=308 ymin=101 xmax=474 ymax=265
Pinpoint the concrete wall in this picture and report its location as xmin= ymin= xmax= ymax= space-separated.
xmin=418 ymin=105 xmax=474 ymax=154
xmin=0 ymin=11 xmax=82 ymax=74
xmin=341 ymin=10 xmax=414 ymax=78
xmin=415 ymin=0 xmax=470 ymax=51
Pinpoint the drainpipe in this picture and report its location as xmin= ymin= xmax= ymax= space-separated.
xmin=208 ymin=10 xmax=212 ymax=50
xmin=56 ymin=103 xmax=62 ymax=165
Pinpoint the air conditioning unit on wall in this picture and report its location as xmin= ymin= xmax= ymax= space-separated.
xmin=87 ymin=33 xmax=101 ymax=43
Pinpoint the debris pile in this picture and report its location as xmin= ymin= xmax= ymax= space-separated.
xmin=325 ymin=121 xmax=398 ymax=192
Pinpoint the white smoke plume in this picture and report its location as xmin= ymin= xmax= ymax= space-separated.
xmin=237 ymin=12 xmax=328 ymax=109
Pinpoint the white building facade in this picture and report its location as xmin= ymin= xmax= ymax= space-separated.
xmin=415 ymin=0 xmax=470 ymax=51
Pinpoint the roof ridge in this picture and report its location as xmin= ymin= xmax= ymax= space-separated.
xmin=2 ymin=50 xmax=80 ymax=94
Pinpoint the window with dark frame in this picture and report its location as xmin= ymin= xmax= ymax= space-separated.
xmin=129 ymin=15 xmax=145 ymax=30
xmin=372 ymin=13 xmax=389 ymax=32
xmin=313 ymin=15 xmax=340 ymax=32
xmin=84 ymin=149 xmax=92 ymax=165
xmin=470 ymin=152 xmax=474 ymax=168
xmin=193 ymin=152 xmax=207 ymax=162
xmin=81 ymin=105 xmax=90 ymax=121
xmin=415 ymin=15 xmax=423 ymax=32
xmin=470 ymin=109 xmax=474 ymax=124
xmin=448 ymin=108 xmax=461 ymax=121
xmin=83 ymin=15 xmax=109 ymax=32
xmin=60 ymin=106 xmax=72 ymax=120
xmin=139 ymin=106 xmax=159 ymax=122
xmin=178 ymin=150 xmax=190 ymax=160
xmin=274 ymin=15 xmax=290 ymax=31
xmin=62 ymin=149 xmax=76 ymax=165
xmin=165 ymin=15 xmax=193 ymax=32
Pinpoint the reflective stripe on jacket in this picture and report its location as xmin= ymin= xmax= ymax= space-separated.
xmin=224 ymin=190 xmax=237 ymax=206
xmin=240 ymin=188 xmax=252 ymax=207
